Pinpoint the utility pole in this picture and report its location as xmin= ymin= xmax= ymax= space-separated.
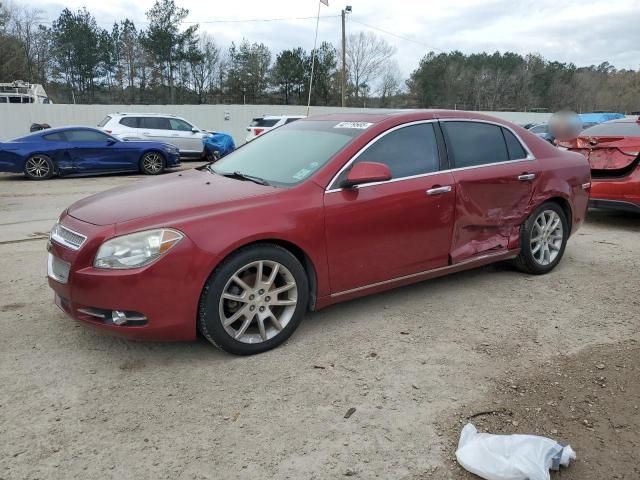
xmin=341 ymin=6 xmax=351 ymax=108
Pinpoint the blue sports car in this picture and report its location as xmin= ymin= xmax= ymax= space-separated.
xmin=0 ymin=126 xmax=181 ymax=180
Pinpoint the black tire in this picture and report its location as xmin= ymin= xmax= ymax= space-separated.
xmin=514 ymin=201 xmax=569 ymax=274
xmin=198 ymin=244 xmax=309 ymax=355
xmin=24 ymin=154 xmax=55 ymax=180
xmin=140 ymin=151 xmax=165 ymax=175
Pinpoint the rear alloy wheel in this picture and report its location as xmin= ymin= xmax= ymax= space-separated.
xmin=198 ymin=244 xmax=309 ymax=355
xmin=140 ymin=152 xmax=165 ymax=175
xmin=514 ymin=202 xmax=569 ymax=274
xmin=24 ymin=154 xmax=54 ymax=180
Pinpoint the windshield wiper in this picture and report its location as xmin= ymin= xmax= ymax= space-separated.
xmin=217 ymin=170 xmax=271 ymax=186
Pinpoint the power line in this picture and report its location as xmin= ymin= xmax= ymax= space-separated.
xmin=40 ymin=14 xmax=340 ymax=26
xmin=349 ymin=17 xmax=442 ymax=53
xmin=186 ymin=14 xmax=340 ymax=24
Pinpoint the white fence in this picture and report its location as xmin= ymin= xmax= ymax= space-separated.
xmin=0 ymin=104 xmax=553 ymax=144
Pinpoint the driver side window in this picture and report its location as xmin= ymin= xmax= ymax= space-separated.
xmin=337 ymin=123 xmax=440 ymax=185
xmin=169 ymin=119 xmax=193 ymax=131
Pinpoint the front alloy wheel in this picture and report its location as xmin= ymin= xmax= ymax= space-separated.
xmin=220 ymin=260 xmax=298 ymax=343
xmin=198 ymin=244 xmax=309 ymax=355
xmin=140 ymin=152 xmax=165 ymax=175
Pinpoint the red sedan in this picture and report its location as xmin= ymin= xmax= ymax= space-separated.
xmin=47 ymin=111 xmax=590 ymax=355
xmin=557 ymin=117 xmax=640 ymax=212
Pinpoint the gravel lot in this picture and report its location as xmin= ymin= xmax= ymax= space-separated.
xmin=1 ymin=168 xmax=638 ymax=480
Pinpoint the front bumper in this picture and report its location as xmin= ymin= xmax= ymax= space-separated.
xmin=166 ymin=151 xmax=181 ymax=167
xmin=47 ymin=215 xmax=219 ymax=341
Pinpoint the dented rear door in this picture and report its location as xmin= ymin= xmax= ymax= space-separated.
xmin=441 ymin=120 xmax=539 ymax=264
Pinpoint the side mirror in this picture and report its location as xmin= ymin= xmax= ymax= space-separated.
xmin=106 ymin=138 xmax=117 ymax=145
xmin=342 ymin=161 xmax=392 ymax=188
xmin=192 ymin=127 xmax=200 ymax=134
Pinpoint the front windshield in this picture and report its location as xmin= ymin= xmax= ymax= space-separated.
xmin=212 ymin=120 xmax=364 ymax=186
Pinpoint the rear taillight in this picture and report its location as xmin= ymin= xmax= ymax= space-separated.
xmin=254 ymin=128 xmax=264 ymax=136
xmin=104 ymin=130 xmax=112 ymax=134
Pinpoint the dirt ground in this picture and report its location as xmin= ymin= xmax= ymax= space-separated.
xmin=0 ymin=169 xmax=639 ymax=480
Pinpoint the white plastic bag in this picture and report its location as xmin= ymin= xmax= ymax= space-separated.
xmin=455 ymin=423 xmax=576 ymax=480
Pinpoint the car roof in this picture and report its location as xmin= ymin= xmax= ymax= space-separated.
xmin=108 ymin=113 xmax=181 ymax=118
xmin=9 ymin=126 xmax=105 ymax=142
xmin=41 ymin=126 xmax=104 ymax=134
xmin=261 ymin=115 xmax=306 ymax=120
xmin=601 ymin=118 xmax=639 ymax=124
xmin=304 ymin=109 xmax=522 ymax=125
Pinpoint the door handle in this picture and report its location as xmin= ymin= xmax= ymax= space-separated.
xmin=142 ymin=132 xmax=150 ymax=135
xmin=426 ymin=185 xmax=452 ymax=196
xmin=518 ymin=173 xmax=536 ymax=181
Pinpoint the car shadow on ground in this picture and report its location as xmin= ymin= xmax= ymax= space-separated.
xmin=586 ymin=208 xmax=640 ymax=231
xmin=68 ymin=261 xmax=510 ymax=366
xmin=0 ymin=165 xmax=193 ymax=183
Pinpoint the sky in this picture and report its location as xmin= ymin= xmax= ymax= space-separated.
xmin=35 ymin=0 xmax=640 ymax=79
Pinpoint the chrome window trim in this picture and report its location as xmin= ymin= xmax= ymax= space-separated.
xmin=325 ymin=118 xmax=536 ymax=193
xmin=326 ymin=119 xmax=439 ymax=192
xmin=51 ymin=224 xmax=87 ymax=251
xmin=438 ymin=118 xmax=535 ymax=162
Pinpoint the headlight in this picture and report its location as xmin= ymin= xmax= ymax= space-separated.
xmin=94 ymin=229 xmax=183 ymax=269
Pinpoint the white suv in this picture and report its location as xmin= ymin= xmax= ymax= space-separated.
xmin=245 ymin=115 xmax=305 ymax=143
xmin=98 ymin=113 xmax=208 ymax=158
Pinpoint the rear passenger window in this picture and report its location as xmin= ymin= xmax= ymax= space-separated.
xmin=66 ymin=130 xmax=110 ymax=142
xmin=140 ymin=117 xmax=171 ymax=130
xmin=347 ymin=123 xmax=440 ymax=180
xmin=43 ymin=132 xmax=66 ymax=141
xmin=502 ymin=128 xmax=527 ymax=160
xmin=443 ymin=122 xmax=508 ymax=168
xmin=119 ymin=117 xmax=139 ymax=128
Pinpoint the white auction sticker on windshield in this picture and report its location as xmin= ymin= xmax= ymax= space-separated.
xmin=334 ymin=121 xmax=373 ymax=129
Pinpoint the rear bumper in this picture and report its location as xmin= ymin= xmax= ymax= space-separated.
xmin=589 ymin=198 xmax=640 ymax=213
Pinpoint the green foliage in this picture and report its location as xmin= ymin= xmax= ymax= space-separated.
xmin=226 ymin=39 xmax=272 ymax=104
xmin=272 ymin=47 xmax=307 ymax=104
xmin=141 ymin=0 xmax=198 ymax=103
xmin=308 ymin=42 xmax=338 ymax=106
xmin=50 ymin=8 xmax=109 ymax=101
xmin=407 ymin=51 xmax=640 ymax=112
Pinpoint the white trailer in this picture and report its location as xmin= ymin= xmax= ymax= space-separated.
xmin=0 ymin=81 xmax=52 ymax=104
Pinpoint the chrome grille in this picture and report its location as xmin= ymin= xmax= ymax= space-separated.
xmin=51 ymin=224 xmax=86 ymax=250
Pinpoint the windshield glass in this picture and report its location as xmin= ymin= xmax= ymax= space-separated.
xmin=212 ymin=120 xmax=363 ymax=186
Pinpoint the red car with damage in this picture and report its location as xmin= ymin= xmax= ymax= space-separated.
xmin=47 ymin=111 xmax=591 ymax=354
xmin=557 ymin=117 xmax=640 ymax=213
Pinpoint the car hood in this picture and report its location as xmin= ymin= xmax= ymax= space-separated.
xmin=68 ymin=168 xmax=275 ymax=226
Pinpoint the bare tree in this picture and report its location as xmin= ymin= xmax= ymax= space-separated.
xmin=0 ymin=1 xmax=8 ymax=31
xmin=346 ymin=31 xmax=396 ymax=101
xmin=189 ymin=33 xmax=220 ymax=103
xmin=378 ymin=60 xmax=402 ymax=107
xmin=8 ymin=5 xmax=43 ymax=81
